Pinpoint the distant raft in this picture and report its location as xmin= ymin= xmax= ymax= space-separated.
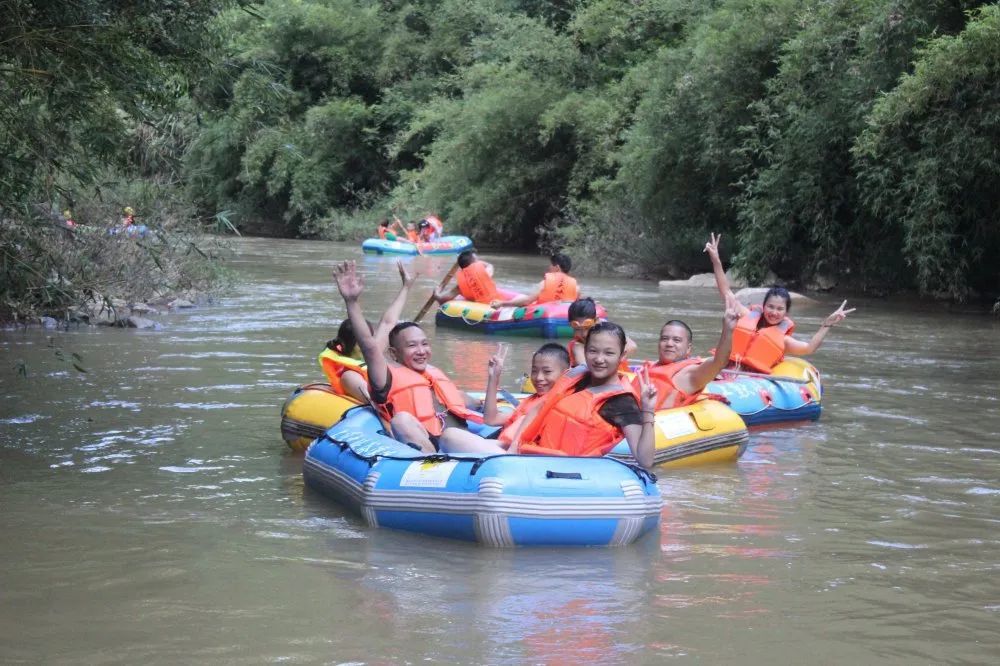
xmin=361 ymin=235 xmax=474 ymax=256
xmin=303 ymin=407 xmax=662 ymax=547
xmin=705 ymin=357 xmax=822 ymax=428
xmin=435 ymin=299 xmax=608 ymax=338
xmin=607 ymin=397 xmax=749 ymax=467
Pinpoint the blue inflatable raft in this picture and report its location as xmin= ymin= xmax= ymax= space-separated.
xmin=361 ymin=235 xmax=474 ymax=256
xmin=704 ymin=358 xmax=822 ymax=427
xmin=303 ymin=407 xmax=662 ymax=547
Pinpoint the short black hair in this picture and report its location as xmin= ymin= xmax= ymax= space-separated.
xmin=457 ymin=250 xmax=477 ymax=269
xmin=585 ymin=321 xmax=627 ymax=353
xmin=533 ymin=342 xmax=570 ymax=367
xmin=388 ymin=321 xmax=423 ymax=348
xmin=661 ymin=319 xmax=693 ymax=343
xmin=550 ymin=252 xmax=572 ymax=273
xmin=568 ymin=297 xmax=597 ymax=320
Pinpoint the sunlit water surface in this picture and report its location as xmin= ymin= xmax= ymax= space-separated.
xmin=2 ymin=238 xmax=999 ymax=664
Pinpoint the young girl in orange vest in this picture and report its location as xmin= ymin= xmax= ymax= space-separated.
xmin=320 ymin=261 xmax=414 ymax=401
xmin=705 ymin=233 xmax=855 ymax=373
xmin=566 ymin=297 xmax=637 ymax=367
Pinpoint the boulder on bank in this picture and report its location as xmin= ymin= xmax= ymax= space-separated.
xmin=734 ymin=287 xmax=814 ymax=305
xmin=659 ymin=269 xmax=749 ymax=289
xmin=125 ymin=316 xmax=159 ymax=330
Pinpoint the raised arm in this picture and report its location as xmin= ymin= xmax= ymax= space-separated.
xmin=676 ymin=293 xmax=741 ymax=394
xmin=784 ymin=300 xmax=855 ymax=356
xmin=481 ymin=344 xmax=510 ymax=426
xmin=373 ymin=261 xmax=415 ymax=349
xmin=705 ymin=233 xmax=749 ymax=317
xmin=621 ymin=367 xmax=658 ymax=470
xmin=333 ymin=261 xmax=389 ymax=389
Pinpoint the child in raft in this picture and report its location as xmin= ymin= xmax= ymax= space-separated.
xmin=445 ymin=322 xmax=658 ymax=470
xmin=704 ymin=233 xmax=855 ymax=373
xmin=566 ymin=297 xmax=637 ymax=366
xmin=319 ymin=261 xmax=415 ymax=401
xmin=479 ymin=342 xmax=571 ymax=448
xmin=490 ymin=253 xmax=579 ymax=308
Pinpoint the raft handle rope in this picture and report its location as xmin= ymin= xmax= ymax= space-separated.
xmin=546 ymin=470 xmax=582 ymax=480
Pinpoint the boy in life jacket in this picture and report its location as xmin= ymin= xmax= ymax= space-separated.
xmin=433 ymin=250 xmax=498 ymax=304
xmin=479 ymin=342 xmax=570 ymax=447
xmin=319 ymin=261 xmax=415 ymax=401
xmin=333 ymin=260 xmax=499 ymax=455
xmin=490 ymin=253 xmax=579 ymax=308
xmin=566 ymin=297 xmax=637 ymax=367
xmin=640 ymin=293 xmax=741 ymax=410
xmin=444 ymin=322 xmax=659 ymax=470
xmin=705 ymin=233 xmax=855 ymax=372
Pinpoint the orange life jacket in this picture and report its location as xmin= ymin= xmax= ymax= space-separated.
xmin=405 ymin=228 xmax=419 ymax=242
xmin=537 ymin=273 xmax=579 ymax=303
xmin=380 ymin=364 xmax=480 ymax=436
xmin=318 ymin=347 xmax=368 ymax=395
xmin=642 ymin=357 xmax=704 ymax=410
xmin=497 ymin=393 xmax=542 ymax=445
xmin=729 ymin=307 xmax=795 ymax=373
xmin=517 ymin=366 xmax=635 ymax=457
xmin=455 ymin=261 xmax=498 ymax=303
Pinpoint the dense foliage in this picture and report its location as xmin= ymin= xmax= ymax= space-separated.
xmin=0 ymin=0 xmax=245 ymax=320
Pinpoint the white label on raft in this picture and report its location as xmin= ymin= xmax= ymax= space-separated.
xmin=399 ymin=461 xmax=459 ymax=488
xmin=656 ymin=412 xmax=698 ymax=440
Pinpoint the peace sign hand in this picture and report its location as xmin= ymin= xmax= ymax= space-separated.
xmin=823 ymin=299 xmax=856 ymax=327
xmin=703 ymin=232 xmax=722 ymax=263
xmin=637 ymin=365 xmax=659 ymax=412
xmin=487 ymin=342 xmax=509 ymax=381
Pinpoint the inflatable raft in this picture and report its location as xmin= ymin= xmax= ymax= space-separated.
xmin=607 ymin=397 xmax=749 ymax=467
xmin=361 ymin=235 xmax=474 ymax=256
xmin=435 ymin=299 xmax=607 ymax=338
xmin=303 ymin=407 xmax=662 ymax=547
xmin=704 ymin=357 xmax=822 ymax=427
xmin=280 ymin=379 xmax=748 ymax=468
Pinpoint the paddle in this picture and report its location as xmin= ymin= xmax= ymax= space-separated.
xmin=719 ymin=368 xmax=812 ymax=385
xmin=413 ymin=261 xmax=460 ymax=323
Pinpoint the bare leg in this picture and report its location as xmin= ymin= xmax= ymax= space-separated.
xmin=390 ymin=413 xmax=435 ymax=453
xmin=439 ymin=428 xmax=507 ymax=455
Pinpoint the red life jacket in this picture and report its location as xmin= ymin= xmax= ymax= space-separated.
xmin=455 ymin=261 xmax=498 ymax=303
xmin=380 ymin=364 xmax=480 ymax=436
xmin=537 ymin=273 xmax=579 ymax=303
xmin=497 ymin=393 xmax=542 ymax=445
xmin=518 ymin=366 xmax=635 ymax=457
xmin=318 ymin=347 xmax=368 ymax=395
xmin=642 ymin=357 xmax=704 ymax=410
xmin=730 ymin=307 xmax=796 ymax=373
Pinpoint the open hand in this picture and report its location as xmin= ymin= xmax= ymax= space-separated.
xmin=396 ymin=260 xmax=415 ymax=288
xmin=823 ymin=299 xmax=856 ymax=327
xmin=637 ymin=365 xmax=659 ymax=412
xmin=333 ymin=260 xmax=363 ymax=302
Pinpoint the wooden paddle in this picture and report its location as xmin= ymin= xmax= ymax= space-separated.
xmin=719 ymin=368 xmax=812 ymax=385
xmin=413 ymin=261 xmax=460 ymax=323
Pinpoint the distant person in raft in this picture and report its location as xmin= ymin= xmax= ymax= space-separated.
xmin=376 ymin=218 xmax=415 ymax=244
xmin=417 ymin=215 xmax=442 ymax=242
xmin=490 ymin=252 xmax=579 ymax=308
xmin=432 ymin=250 xmax=497 ymax=305
xmin=332 ymin=260 xmax=499 ymax=455
xmin=320 ymin=261 xmax=416 ymax=402
xmin=704 ymin=233 xmax=855 ymax=373
xmin=566 ymin=297 xmax=636 ymax=367
xmin=640 ymin=293 xmax=742 ymax=410
xmin=445 ymin=322 xmax=659 ymax=471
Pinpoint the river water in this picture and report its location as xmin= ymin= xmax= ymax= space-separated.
xmin=1 ymin=237 xmax=998 ymax=664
